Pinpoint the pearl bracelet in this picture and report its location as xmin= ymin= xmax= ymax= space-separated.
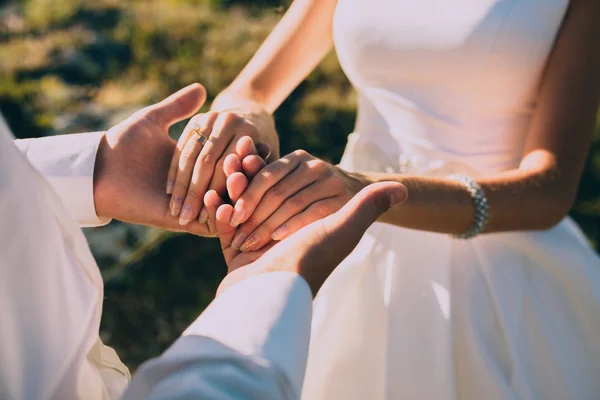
xmin=447 ymin=173 xmax=489 ymax=239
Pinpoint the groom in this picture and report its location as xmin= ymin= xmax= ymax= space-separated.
xmin=0 ymin=83 xmax=407 ymax=399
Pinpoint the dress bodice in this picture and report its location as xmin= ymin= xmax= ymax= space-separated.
xmin=304 ymin=4 xmax=600 ymax=399
xmin=333 ymin=0 xmax=569 ymax=175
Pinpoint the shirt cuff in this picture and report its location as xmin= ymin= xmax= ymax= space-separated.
xmin=183 ymin=271 xmax=313 ymax=396
xmin=14 ymin=132 xmax=111 ymax=227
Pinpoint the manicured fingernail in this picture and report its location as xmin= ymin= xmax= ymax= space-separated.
xmin=271 ymin=225 xmax=288 ymax=241
xmin=390 ymin=187 xmax=408 ymax=207
xmin=179 ymin=205 xmax=194 ymax=225
xmin=198 ymin=208 xmax=209 ymax=224
xmin=166 ymin=179 xmax=175 ymax=194
xmin=230 ymin=206 xmax=246 ymax=227
xmin=231 ymin=233 xmax=247 ymax=250
xmin=240 ymin=235 xmax=259 ymax=252
xmin=171 ymin=195 xmax=184 ymax=216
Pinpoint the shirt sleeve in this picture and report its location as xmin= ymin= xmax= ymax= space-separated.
xmin=13 ymin=130 xmax=111 ymax=227
xmin=0 ymin=118 xmax=128 ymax=399
xmin=123 ymin=272 xmax=313 ymax=400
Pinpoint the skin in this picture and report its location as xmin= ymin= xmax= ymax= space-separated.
xmin=166 ymin=101 xmax=279 ymax=227
xmin=164 ymin=0 xmax=337 ymax=227
xmin=201 ymin=0 xmax=599 ymax=252
xmin=93 ymin=84 xmax=271 ymax=236
xmin=225 ymin=146 xmax=364 ymax=252
xmin=94 ymin=83 xmax=213 ymax=235
xmin=202 ymin=137 xmax=268 ymax=236
xmin=214 ymin=181 xmax=409 ymax=297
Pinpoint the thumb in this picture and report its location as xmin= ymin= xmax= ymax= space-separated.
xmin=217 ymin=182 xmax=408 ymax=298
xmin=143 ymin=83 xmax=207 ymax=129
xmin=286 ymin=181 xmax=408 ymax=296
xmin=326 ymin=181 xmax=408 ymax=239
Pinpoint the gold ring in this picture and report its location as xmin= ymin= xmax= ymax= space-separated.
xmin=192 ymin=123 xmax=208 ymax=145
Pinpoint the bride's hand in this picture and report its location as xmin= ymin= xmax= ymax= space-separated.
xmin=225 ymin=139 xmax=368 ymax=253
xmin=201 ymin=137 xmax=268 ymax=236
xmin=165 ymin=103 xmax=278 ymax=226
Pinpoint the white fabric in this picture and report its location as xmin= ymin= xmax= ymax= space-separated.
xmin=0 ymin=115 xmax=314 ymax=399
xmin=0 ymin=115 xmax=131 ymax=399
xmin=123 ymin=272 xmax=312 ymax=400
xmin=14 ymin=131 xmax=111 ymax=227
xmin=302 ymin=1 xmax=600 ymax=399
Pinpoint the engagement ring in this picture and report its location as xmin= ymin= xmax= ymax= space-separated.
xmin=192 ymin=123 xmax=208 ymax=145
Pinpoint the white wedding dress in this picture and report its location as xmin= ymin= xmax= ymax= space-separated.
xmin=301 ymin=0 xmax=600 ymax=399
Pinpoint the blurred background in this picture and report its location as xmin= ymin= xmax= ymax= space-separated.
xmin=1 ymin=0 xmax=599 ymax=370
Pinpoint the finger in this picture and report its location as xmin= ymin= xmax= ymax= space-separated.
xmin=203 ymin=190 xmax=224 ymax=236
xmin=220 ymin=136 xmax=264 ymax=201
xmin=167 ymin=111 xmax=217 ymax=194
xmin=241 ymin=155 xmax=266 ymax=179
xmin=200 ymin=138 xmax=268 ymax=221
xmin=223 ymin=148 xmax=266 ymax=179
xmin=320 ymin=182 xmax=409 ymax=246
xmin=235 ymin=135 xmax=259 ymax=159
xmin=232 ymin=160 xmax=322 ymax=250
xmin=261 ymin=179 xmax=341 ymax=243
xmin=214 ymin=204 xmax=242 ymax=269
xmin=226 ymin=172 xmax=249 ymax=203
xmin=226 ymin=155 xmax=265 ymax=204
xmin=198 ymin=129 xmax=254 ymax=220
xmin=215 ymin=204 xmax=236 ymax=250
xmin=229 ymin=150 xmax=305 ymax=228
xmin=241 ymin=182 xmax=408 ymax=297
xmin=170 ymin=113 xmax=217 ymax=218
xmin=225 ymin=155 xmax=265 ymax=203
xmin=166 ymin=129 xmax=190 ymax=194
xmin=224 ymin=153 xmax=243 ymax=177
xmin=179 ymin=112 xmax=241 ymax=225
xmin=143 ymin=83 xmax=206 ymax=129
xmin=237 ymin=136 xmax=270 ymax=173
xmin=238 ymin=181 xmax=339 ymax=252
xmin=212 ymin=133 xmax=242 ymax=193
xmin=272 ymin=198 xmax=340 ymax=241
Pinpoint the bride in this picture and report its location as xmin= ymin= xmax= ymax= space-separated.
xmin=167 ymin=0 xmax=600 ymax=398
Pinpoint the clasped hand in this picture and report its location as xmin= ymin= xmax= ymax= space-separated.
xmin=95 ymin=83 xmax=393 ymax=283
xmin=167 ymin=114 xmax=369 ymax=258
xmin=94 ymin=83 xmax=277 ymax=237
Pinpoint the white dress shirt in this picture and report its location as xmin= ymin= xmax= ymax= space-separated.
xmin=0 ymin=114 xmax=313 ymax=400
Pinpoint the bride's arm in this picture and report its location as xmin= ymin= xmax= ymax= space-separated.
xmin=222 ymin=0 xmax=599 ymax=250
xmin=360 ymin=0 xmax=600 ymax=234
xmin=211 ymin=0 xmax=338 ymax=113
xmin=164 ymin=0 xmax=338 ymax=225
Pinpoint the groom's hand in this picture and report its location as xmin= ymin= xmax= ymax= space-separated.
xmin=215 ymin=181 xmax=408 ymax=297
xmin=93 ymin=83 xmax=214 ymax=234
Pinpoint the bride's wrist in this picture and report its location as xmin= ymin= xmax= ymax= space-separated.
xmin=338 ymin=170 xmax=403 ymax=223
xmin=336 ymin=167 xmax=371 ymax=196
xmin=211 ymin=89 xmax=271 ymax=116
